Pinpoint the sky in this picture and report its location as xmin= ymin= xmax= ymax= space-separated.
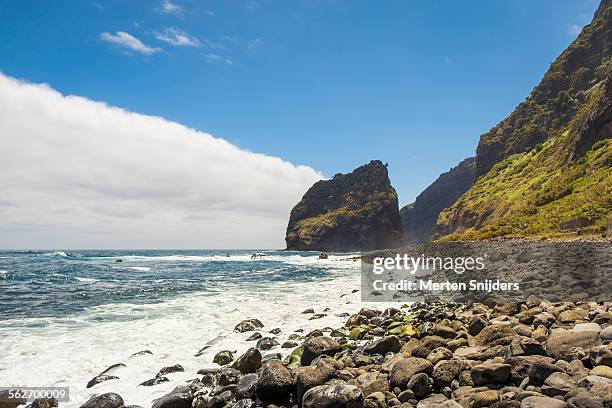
xmin=0 ymin=0 xmax=601 ymax=249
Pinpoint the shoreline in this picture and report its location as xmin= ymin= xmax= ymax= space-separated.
xmin=13 ymin=296 xmax=611 ymax=408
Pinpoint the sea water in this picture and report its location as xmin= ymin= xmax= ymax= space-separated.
xmin=0 ymin=250 xmax=368 ymax=407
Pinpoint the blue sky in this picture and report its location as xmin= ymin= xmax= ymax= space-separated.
xmin=0 ymin=0 xmax=600 ymax=206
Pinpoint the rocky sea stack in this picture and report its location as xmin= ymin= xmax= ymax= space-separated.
xmin=285 ymin=160 xmax=404 ymax=252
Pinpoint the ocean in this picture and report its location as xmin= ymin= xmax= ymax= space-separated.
xmin=0 ymin=250 xmax=365 ymax=407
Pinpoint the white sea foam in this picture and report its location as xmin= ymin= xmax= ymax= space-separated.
xmin=0 ymin=253 xmax=388 ymax=408
xmin=75 ymin=277 xmax=97 ymax=284
xmin=127 ymin=266 xmax=152 ymax=272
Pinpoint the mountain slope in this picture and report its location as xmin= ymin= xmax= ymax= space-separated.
xmin=434 ymin=1 xmax=612 ymax=240
xmin=400 ymin=157 xmax=475 ymax=242
xmin=475 ymin=0 xmax=612 ymax=177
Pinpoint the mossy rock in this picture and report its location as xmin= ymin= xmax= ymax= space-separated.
xmin=330 ymin=329 xmax=346 ymax=338
xmin=399 ymin=324 xmax=419 ymax=338
xmin=349 ymin=326 xmax=368 ymax=340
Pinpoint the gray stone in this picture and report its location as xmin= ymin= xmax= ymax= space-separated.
xmin=302 ymin=384 xmax=364 ymax=408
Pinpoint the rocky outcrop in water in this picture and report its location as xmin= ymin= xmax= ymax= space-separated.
xmin=285 ymin=160 xmax=404 ymax=252
xmin=400 ymin=158 xmax=475 ymax=242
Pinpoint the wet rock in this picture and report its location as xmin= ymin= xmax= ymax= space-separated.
xmin=348 ymin=371 xmax=389 ymax=398
xmin=363 ymin=336 xmax=401 ymax=356
xmin=295 ymin=364 xmax=336 ymax=403
xmin=231 ymin=399 xmax=255 ymax=408
xmin=407 ymin=373 xmax=433 ymax=398
xmin=235 ymin=373 xmax=258 ymax=400
xmin=390 ymin=357 xmax=433 ymax=389
xmin=474 ymin=324 xmax=515 ymax=346
xmin=301 ymin=336 xmax=342 ymax=365
xmin=139 ymin=376 xmax=170 ymax=386
xmin=86 ymin=374 xmax=119 ymax=388
xmin=510 ymin=337 xmax=547 ymax=357
xmin=232 ymin=348 xmax=262 ymax=374
xmin=421 ymin=336 xmax=447 ymax=351
xmin=427 ymin=347 xmax=452 ymax=365
xmin=218 ymin=368 xmax=242 ymax=386
xmin=262 ymin=352 xmax=281 ymax=363
xmin=433 ymin=324 xmax=456 ymax=339
xmin=431 ymin=359 xmax=467 ymax=388
xmin=302 ymin=383 xmax=364 ymax=408
xmin=302 ymin=308 xmax=315 ymax=314
xmin=79 ymin=393 xmax=124 ymax=408
xmin=100 ymin=363 xmax=126 ymax=375
xmin=256 ymin=337 xmax=279 ymax=350
xmin=255 ymin=360 xmax=293 ymax=403
xmin=310 ymin=313 xmax=327 ymax=320
xmin=281 ymin=341 xmax=298 ymax=349
xmin=471 ymin=362 xmax=511 ymax=385
xmin=213 ymin=351 xmax=234 ymax=365
xmin=528 ymin=361 xmax=563 ymax=386
xmin=156 ymin=364 xmax=184 ymax=377
xmin=25 ymin=398 xmax=58 ymax=408
xmin=246 ymin=332 xmax=262 ymax=341
xmin=234 ymin=319 xmax=264 ymax=333
xmin=269 ymin=328 xmax=281 ymax=335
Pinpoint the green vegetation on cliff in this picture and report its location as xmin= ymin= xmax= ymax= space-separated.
xmin=433 ymin=1 xmax=612 ymax=240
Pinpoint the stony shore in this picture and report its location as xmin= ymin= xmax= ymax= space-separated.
xmin=15 ymin=295 xmax=612 ymax=408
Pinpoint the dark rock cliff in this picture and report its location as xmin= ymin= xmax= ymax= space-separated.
xmin=400 ymin=157 xmax=476 ymax=242
xmin=475 ymin=0 xmax=612 ymax=177
xmin=285 ymin=160 xmax=404 ymax=252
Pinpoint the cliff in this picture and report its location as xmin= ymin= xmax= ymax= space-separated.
xmin=433 ymin=0 xmax=612 ymax=240
xmin=285 ymin=160 xmax=404 ymax=251
xmin=475 ymin=0 xmax=612 ymax=177
xmin=400 ymin=157 xmax=476 ymax=242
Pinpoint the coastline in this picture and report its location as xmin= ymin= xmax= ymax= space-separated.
xmin=1 ymin=243 xmax=610 ymax=408
xmin=37 ymin=295 xmax=612 ymax=408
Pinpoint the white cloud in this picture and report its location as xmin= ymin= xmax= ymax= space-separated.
xmin=159 ymin=0 xmax=182 ymax=15
xmin=567 ymin=24 xmax=582 ymax=36
xmin=100 ymin=31 xmax=160 ymax=55
xmin=155 ymin=27 xmax=200 ymax=47
xmin=0 ymin=74 xmax=322 ymax=249
xmin=205 ymin=53 xmax=222 ymax=62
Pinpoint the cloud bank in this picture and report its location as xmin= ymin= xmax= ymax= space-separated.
xmin=0 ymin=74 xmax=322 ymax=249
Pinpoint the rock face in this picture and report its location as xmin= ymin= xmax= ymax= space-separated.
xmin=285 ymin=160 xmax=404 ymax=251
xmin=433 ymin=0 xmax=612 ymax=240
xmin=400 ymin=157 xmax=475 ymax=242
xmin=475 ymin=0 xmax=612 ymax=177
